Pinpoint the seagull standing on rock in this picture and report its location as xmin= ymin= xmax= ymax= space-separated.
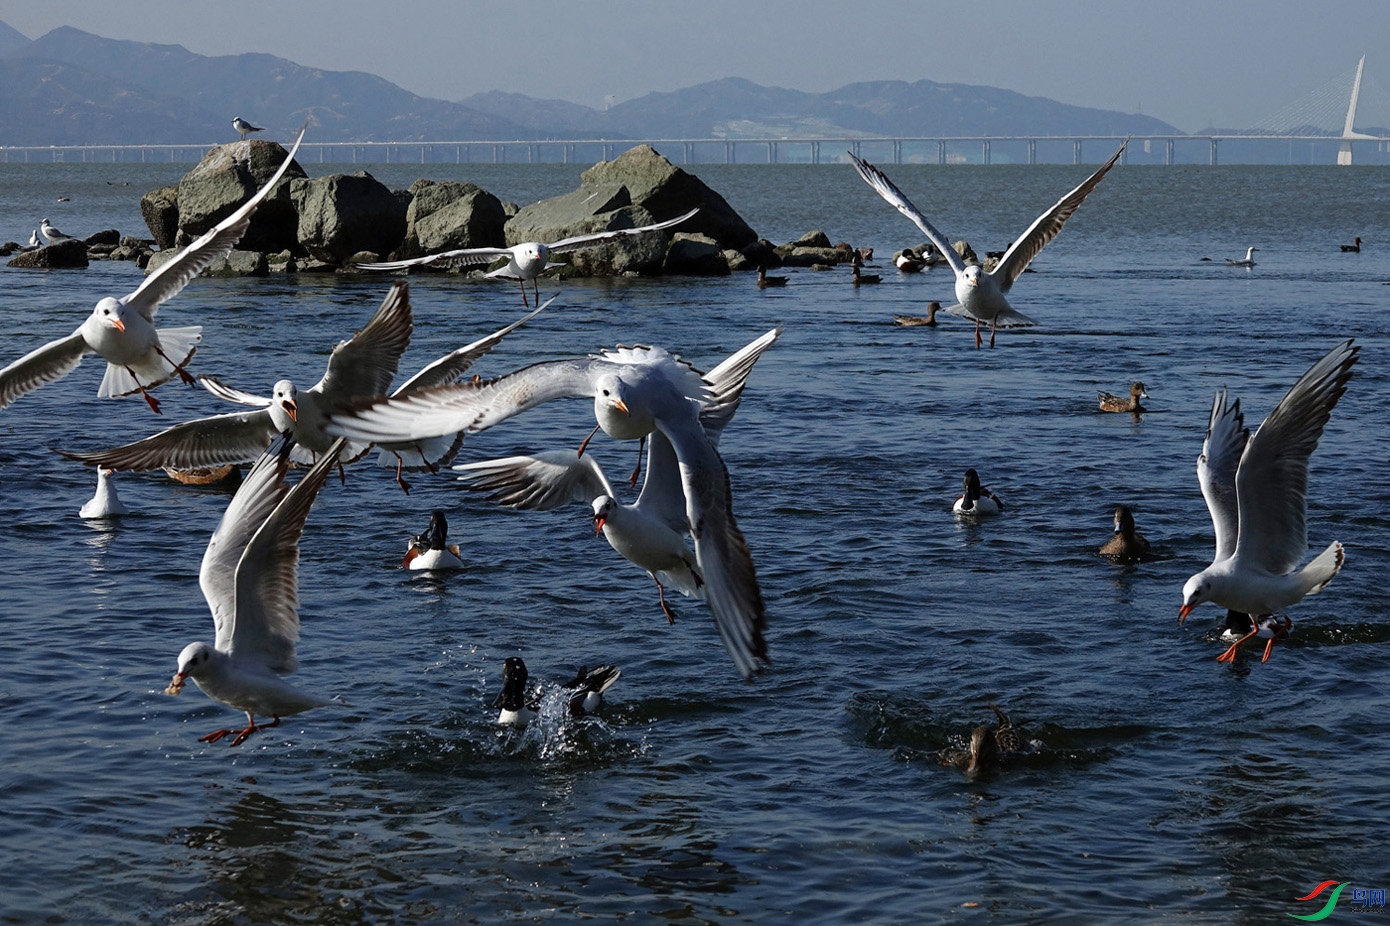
xmin=233 ymin=117 xmax=265 ymax=141
xmin=40 ymin=218 xmax=73 ymax=244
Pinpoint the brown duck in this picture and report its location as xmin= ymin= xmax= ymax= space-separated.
xmin=1099 ymin=505 xmax=1151 ymax=563
xmin=1098 ymin=381 xmax=1148 ymax=413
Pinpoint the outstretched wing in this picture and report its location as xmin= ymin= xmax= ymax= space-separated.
xmin=1197 ymin=388 xmax=1248 ymax=564
xmin=56 ymin=409 xmax=277 ymax=471
xmin=547 ymin=208 xmax=700 ymax=253
xmin=0 ymin=330 xmax=88 ymax=411
xmin=200 ymin=375 xmax=271 ymax=407
xmin=327 ymin=357 xmax=597 ymax=444
xmin=391 ymin=298 xmax=552 ymax=395
xmin=356 ymin=246 xmax=513 ymax=272
xmin=454 ymin=450 xmax=615 ymax=510
xmin=225 ymin=435 xmax=344 ymax=672
xmin=698 ymin=326 xmax=781 ymax=445
xmin=124 ymin=123 xmax=307 ymax=322
xmin=991 ymin=138 xmax=1126 ymax=292
xmin=849 ymin=154 xmax=965 ymax=277
xmin=1233 ymin=339 xmax=1358 ymax=574
xmin=314 ymin=280 xmax=413 ymax=403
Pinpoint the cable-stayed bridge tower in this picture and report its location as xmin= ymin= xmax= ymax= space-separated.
xmin=1338 ymin=55 xmax=1378 ymax=164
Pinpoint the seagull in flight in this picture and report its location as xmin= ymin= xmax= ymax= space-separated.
xmin=233 ymin=116 xmax=265 ymax=141
xmin=357 ymin=208 xmax=700 ymax=307
xmin=850 ymin=139 xmax=1126 ymax=348
xmin=324 ymin=332 xmax=774 ymax=680
xmin=1178 ymin=339 xmax=1358 ymax=627
xmin=58 ymin=286 xmax=546 ymax=491
xmin=1 ymin=125 xmax=307 ymax=415
xmin=453 ymin=327 xmax=780 ymax=625
xmin=164 ymin=433 xmax=343 ymax=747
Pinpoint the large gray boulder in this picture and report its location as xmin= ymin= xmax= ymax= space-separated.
xmin=174 ymin=139 xmax=306 ymax=253
xmin=507 ymin=185 xmax=670 ymax=276
xmin=392 ymin=179 xmax=507 ymax=261
xmin=505 ymin=145 xmax=757 ymax=276
xmin=140 ymin=184 xmax=179 ymax=250
xmin=580 ymin=145 xmax=757 ymax=250
xmin=665 ymin=233 xmax=730 ymax=276
xmin=291 ymin=171 xmax=407 ymax=266
xmin=7 ymin=239 xmax=88 ymax=269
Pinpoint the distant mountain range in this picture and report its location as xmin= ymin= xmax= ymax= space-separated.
xmin=0 ymin=20 xmax=1181 ymax=147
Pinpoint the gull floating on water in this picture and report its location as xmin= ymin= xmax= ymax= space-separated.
xmin=401 ymin=510 xmax=464 ymax=571
xmin=850 ymin=139 xmax=1126 ymax=348
xmin=356 ymin=208 xmax=699 ymax=307
xmin=79 ymin=467 xmax=129 ymax=519
xmin=164 ymin=433 xmax=344 ymax=747
xmin=1224 ymin=247 xmax=1258 ymax=268
xmin=1 ymin=125 xmax=307 ymax=415
xmin=326 ymin=332 xmax=775 ymax=680
xmin=1178 ymin=339 xmax=1358 ymax=626
xmin=453 ymin=327 xmax=780 ymax=626
xmin=232 ymin=116 xmax=264 ymax=141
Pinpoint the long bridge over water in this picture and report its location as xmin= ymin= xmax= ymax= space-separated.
xmin=4 ymin=58 xmax=1387 ymax=167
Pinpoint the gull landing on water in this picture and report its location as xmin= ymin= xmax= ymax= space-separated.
xmin=164 ymin=434 xmax=344 ymax=747
xmin=356 ymin=208 xmax=699 ymax=307
xmin=850 ymin=139 xmax=1126 ymax=348
xmin=1 ymin=124 xmax=308 ymax=415
xmin=326 ymin=331 xmax=777 ymax=681
xmin=233 ymin=116 xmax=264 ymax=140
xmin=452 ymin=328 xmax=780 ymax=631
xmin=1178 ymin=339 xmax=1359 ymax=629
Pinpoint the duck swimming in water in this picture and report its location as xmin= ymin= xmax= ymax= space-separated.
xmin=940 ymin=703 xmax=1035 ymax=777
xmin=563 ymin=664 xmax=622 ymax=717
xmin=1098 ymin=381 xmax=1147 ymax=413
xmin=1098 ymin=505 xmax=1151 ymax=563
xmin=492 ymin=656 xmax=539 ymax=727
xmin=893 ymin=301 xmax=939 ymax=327
xmin=952 ymin=468 xmax=1003 ymax=517
xmin=1216 ymin=611 xmax=1292 ymax=664
xmin=401 ymin=510 xmax=464 ymax=571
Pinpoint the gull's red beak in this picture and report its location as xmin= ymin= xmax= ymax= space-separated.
xmin=614 ymin=399 xmax=630 ymax=415
xmin=284 ymin=400 xmax=297 ymax=423
xmin=593 ymin=515 xmax=607 ymax=536
xmin=112 ymin=317 xmax=127 ymax=333
xmin=1178 ymin=603 xmax=1195 ymax=624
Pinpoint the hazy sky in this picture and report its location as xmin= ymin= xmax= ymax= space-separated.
xmin=3 ymin=0 xmax=1388 ymax=133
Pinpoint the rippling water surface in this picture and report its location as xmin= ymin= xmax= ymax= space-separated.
xmin=1 ymin=158 xmax=1388 ymax=923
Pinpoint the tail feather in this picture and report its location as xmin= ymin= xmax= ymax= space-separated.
xmin=1300 ymin=541 xmax=1345 ymax=596
xmin=96 ymin=326 xmax=203 ymax=398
